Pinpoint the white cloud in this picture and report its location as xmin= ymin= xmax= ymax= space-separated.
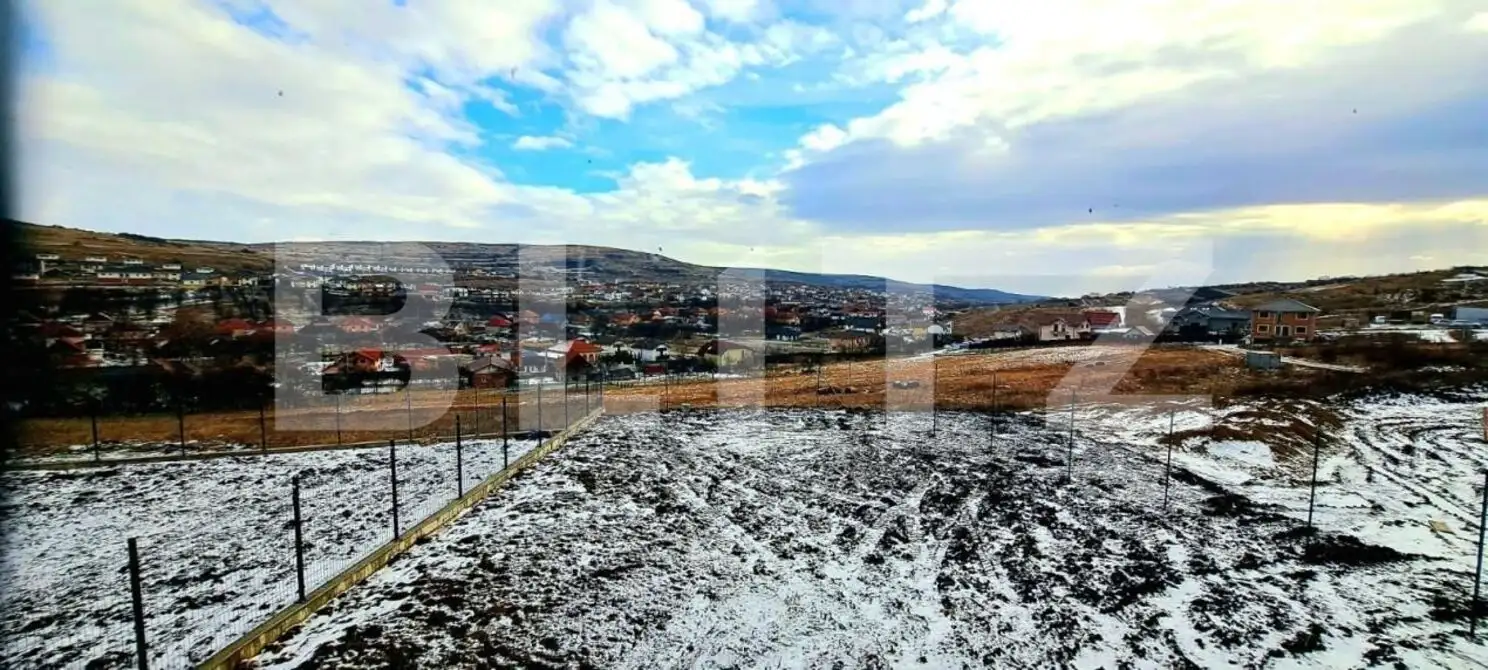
xmin=17 ymin=0 xmax=1488 ymax=297
xmin=558 ymin=5 xmax=835 ymax=118
xmin=904 ymin=0 xmax=947 ymax=23
xmin=512 ymin=135 xmax=575 ymax=151
xmin=630 ymin=0 xmax=708 ymax=35
xmin=1467 ymin=11 xmax=1488 ymax=32
xmin=792 ymin=0 xmax=1464 ymax=153
xmin=699 ymin=0 xmax=770 ymax=23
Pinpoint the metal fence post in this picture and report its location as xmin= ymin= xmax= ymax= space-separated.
xmin=502 ymin=395 xmax=510 ymax=469
xmin=259 ymin=399 xmax=269 ymax=454
xmin=1306 ymin=429 xmax=1322 ymax=533
xmin=127 ymin=538 xmax=149 ymax=670
xmin=991 ymin=371 xmax=998 ymax=442
xmin=1473 ymin=469 xmax=1488 ymax=636
xmin=91 ymin=401 xmax=101 ymax=462
xmin=292 ymin=475 xmax=306 ymax=602
xmin=406 ymin=388 xmax=415 ymax=443
xmin=1163 ymin=410 xmax=1175 ymax=510
xmin=931 ymin=356 xmax=939 ymax=436
xmin=537 ymin=383 xmax=544 ymax=433
xmin=1066 ymin=389 xmax=1076 ymax=483
xmin=390 ymin=440 xmax=401 ymax=539
xmin=455 ymin=414 xmax=464 ymax=497
xmin=564 ymin=380 xmax=571 ymax=428
xmin=334 ymin=392 xmax=343 ymax=446
xmin=176 ymin=400 xmax=187 ymax=456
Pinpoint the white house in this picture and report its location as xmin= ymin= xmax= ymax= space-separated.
xmin=628 ymin=341 xmax=670 ymax=362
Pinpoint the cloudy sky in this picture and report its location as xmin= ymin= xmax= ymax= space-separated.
xmin=16 ymin=0 xmax=1488 ymax=295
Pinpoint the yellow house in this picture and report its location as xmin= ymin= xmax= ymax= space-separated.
xmin=698 ymin=339 xmax=765 ymax=369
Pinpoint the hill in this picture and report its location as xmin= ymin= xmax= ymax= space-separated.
xmin=952 ymin=266 xmax=1488 ymax=335
xmin=16 ymin=223 xmax=1042 ymax=304
xmin=16 ymin=222 xmax=272 ymax=273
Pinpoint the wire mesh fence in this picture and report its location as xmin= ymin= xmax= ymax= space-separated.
xmin=10 ymin=384 xmax=599 ymax=465
xmin=0 ymin=384 xmax=599 ymax=669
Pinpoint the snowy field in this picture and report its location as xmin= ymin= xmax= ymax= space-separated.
xmin=1356 ymin=324 xmax=1488 ymax=343
xmin=251 ymin=393 xmax=1488 ymax=669
xmin=0 ymin=436 xmax=541 ymax=669
xmin=12 ymin=439 xmax=265 ymax=465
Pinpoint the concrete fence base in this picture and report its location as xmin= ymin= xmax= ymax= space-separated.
xmin=196 ymin=407 xmax=605 ymax=670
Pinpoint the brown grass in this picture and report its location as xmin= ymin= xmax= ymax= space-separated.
xmin=14 ymin=387 xmax=601 ymax=457
xmin=15 ymin=347 xmax=1348 ymax=459
xmin=605 ymin=346 xmax=1252 ymax=412
xmin=19 ymin=221 xmax=272 ymax=273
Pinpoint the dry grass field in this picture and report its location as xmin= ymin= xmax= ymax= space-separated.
xmin=605 ymin=345 xmax=1251 ymax=411
xmin=12 ymin=346 xmax=1259 ymax=457
xmin=19 ymin=221 xmax=272 ymax=272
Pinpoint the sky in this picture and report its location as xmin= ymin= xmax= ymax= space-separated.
xmin=15 ymin=0 xmax=1488 ymax=296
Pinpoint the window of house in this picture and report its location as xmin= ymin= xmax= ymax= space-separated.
xmin=1258 ymin=324 xmax=1270 ymax=333
xmin=1295 ymin=326 xmax=1307 ymax=335
xmin=1258 ymin=311 xmax=1272 ymax=319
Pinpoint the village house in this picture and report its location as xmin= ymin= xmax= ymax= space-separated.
xmin=462 ymin=355 xmax=516 ymax=389
xmin=323 ymin=348 xmax=397 ymax=376
xmin=1250 ymin=299 xmax=1321 ymax=342
xmin=766 ymin=325 xmax=802 ymax=341
xmin=256 ymin=319 xmax=297 ymax=336
xmin=627 ymin=339 xmax=671 ymax=362
xmin=820 ymin=329 xmax=878 ymax=353
xmin=698 ymin=339 xmax=767 ymax=369
xmin=215 ymin=318 xmax=257 ymax=338
xmin=338 ymin=316 xmax=380 ymax=334
xmin=1084 ymin=310 xmax=1122 ymax=331
xmin=1167 ymin=304 xmax=1252 ymax=338
xmin=1016 ymin=312 xmax=1091 ymax=342
xmin=548 ymin=338 xmax=603 ymax=368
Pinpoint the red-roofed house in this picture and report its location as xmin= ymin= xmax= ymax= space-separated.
xmin=216 ymin=318 xmax=256 ymax=338
xmin=548 ymin=338 xmax=603 ymax=378
xmin=339 ymin=316 xmax=380 ymax=334
xmin=1084 ymin=310 xmax=1122 ymax=330
xmin=257 ymin=319 xmax=297 ymax=335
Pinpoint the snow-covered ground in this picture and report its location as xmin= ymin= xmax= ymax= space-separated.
xmin=0 ymin=436 xmax=541 ymax=669
xmin=1088 ymin=388 xmax=1488 ymax=573
xmin=11 ymin=439 xmax=266 ymax=466
xmin=1356 ymin=324 xmax=1488 ymax=343
xmin=251 ymin=394 xmax=1488 ymax=669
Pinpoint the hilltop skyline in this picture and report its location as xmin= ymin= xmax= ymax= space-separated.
xmin=17 ymin=0 xmax=1488 ymax=295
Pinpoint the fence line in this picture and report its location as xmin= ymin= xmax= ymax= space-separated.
xmin=196 ymin=405 xmax=605 ymax=669
xmin=0 ymin=384 xmax=604 ymax=670
xmin=7 ymin=386 xmax=599 ymax=470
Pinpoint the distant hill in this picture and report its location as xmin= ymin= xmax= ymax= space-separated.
xmin=954 ymin=266 xmax=1488 ymax=335
xmin=17 ymin=222 xmax=272 ymax=273
xmin=16 ymin=223 xmax=1043 ymax=305
xmin=754 ymin=269 xmax=1041 ymax=304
